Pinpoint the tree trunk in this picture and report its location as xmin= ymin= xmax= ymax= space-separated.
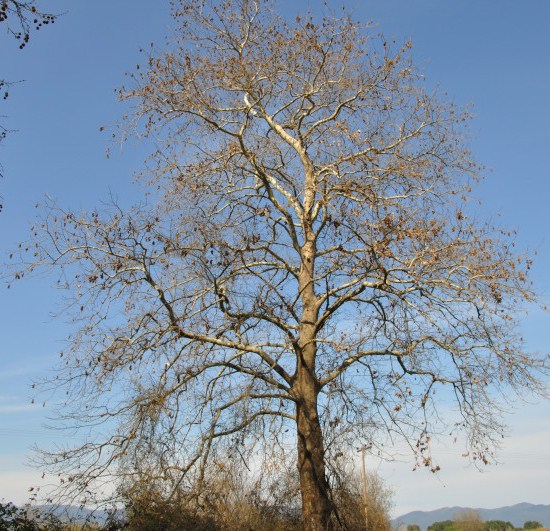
xmin=297 ymin=164 xmax=331 ymax=529
xmin=295 ymin=363 xmax=333 ymax=530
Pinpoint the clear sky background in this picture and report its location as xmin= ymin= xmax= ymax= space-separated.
xmin=0 ymin=0 xmax=549 ymax=518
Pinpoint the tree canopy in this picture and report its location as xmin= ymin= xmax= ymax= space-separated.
xmin=524 ymin=522 xmax=543 ymax=529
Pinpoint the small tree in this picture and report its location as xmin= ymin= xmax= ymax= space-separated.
xmin=454 ymin=510 xmax=484 ymax=531
xmin=15 ymin=1 xmax=547 ymax=529
xmin=428 ymin=521 xmax=455 ymax=531
xmin=484 ymin=520 xmax=514 ymax=530
xmin=523 ymin=522 xmax=543 ymax=530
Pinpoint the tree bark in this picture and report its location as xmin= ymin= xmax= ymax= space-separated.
xmin=295 ymin=167 xmax=332 ymax=529
xmin=294 ymin=291 xmax=333 ymax=531
xmin=295 ymin=364 xmax=332 ymax=531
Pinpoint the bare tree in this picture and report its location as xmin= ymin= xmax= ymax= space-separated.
xmin=14 ymin=1 xmax=547 ymax=529
xmin=454 ymin=510 xmax=485 ymax=531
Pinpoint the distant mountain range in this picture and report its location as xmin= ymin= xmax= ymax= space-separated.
xmin=392 ymin=503 xmax=550 ymax=530
xmin=28 ymin=501 xmax=550 ymax=529
xmin=36 ymin=504 xmax=116 ymax=524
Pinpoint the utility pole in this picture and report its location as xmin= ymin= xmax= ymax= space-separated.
xmin=361 ymin=446 xmax=368 ymax=530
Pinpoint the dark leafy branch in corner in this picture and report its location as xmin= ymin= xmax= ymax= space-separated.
xmin=0 ymin=0 xmax=57 ymax=49
xmin=0 ymin=1 xmax=59 ymax=208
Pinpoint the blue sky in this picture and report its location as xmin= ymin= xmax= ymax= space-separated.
xmin=0 ymin=0 xmax=549 ymax=517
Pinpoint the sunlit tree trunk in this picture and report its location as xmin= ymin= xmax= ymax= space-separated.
xmin=295 ymin=366 xmax=332 ymax=530
xmin=295 ymin=196 xmax=333 ymax=529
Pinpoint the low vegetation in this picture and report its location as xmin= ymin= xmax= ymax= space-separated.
xmin=0 ymin=501 xmax=122 ymax=530
xmin=1 ymin=459 xmax=392 ymax=530
xmin=120 ymin=457 xmax=392 ymax=530
xmin=422 ymin=512 xmax=547 ymax=531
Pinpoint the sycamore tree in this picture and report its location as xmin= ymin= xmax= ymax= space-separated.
xmin=14 ymin=1 xmax=547 ymax=529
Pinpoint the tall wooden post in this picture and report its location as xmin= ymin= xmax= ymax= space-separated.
xmin=361 ymin=446 xmax=368 ymax=530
